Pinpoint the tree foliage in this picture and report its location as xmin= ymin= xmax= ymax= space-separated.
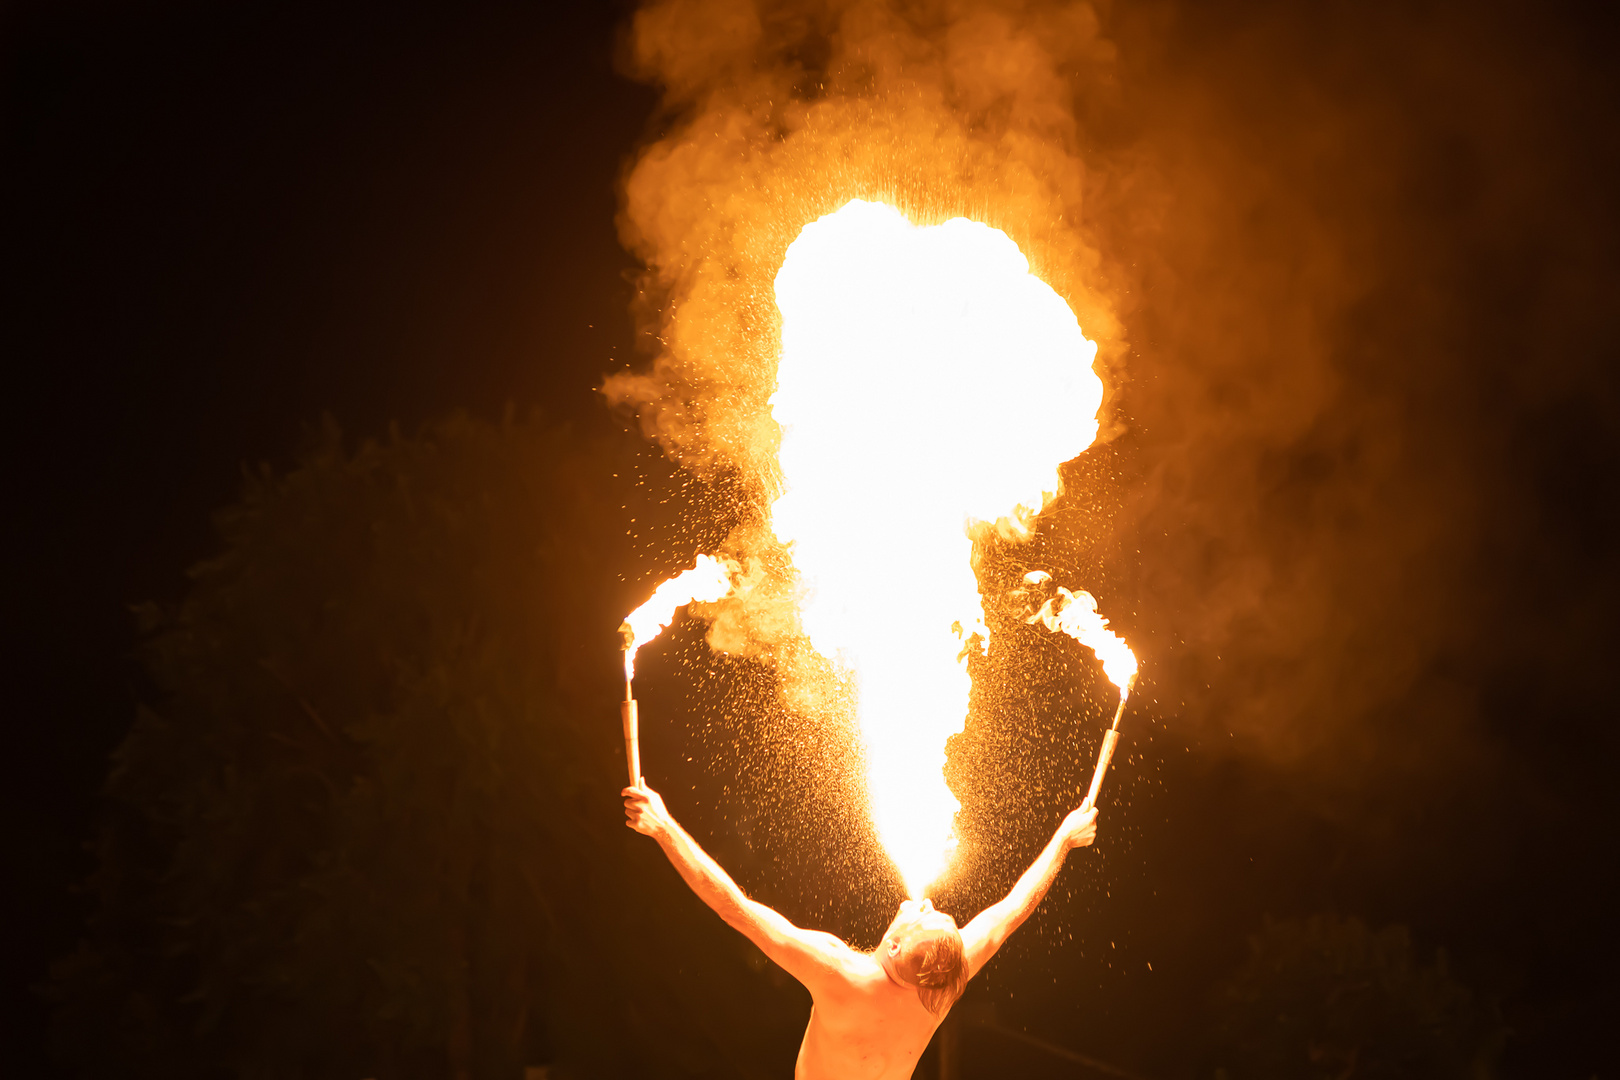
xmin=1210 ymin=914 xmax=1504 ymax=1080
xmin=49 ymin=415 xmax=808 ymax=1079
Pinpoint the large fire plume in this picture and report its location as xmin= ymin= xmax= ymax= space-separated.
xmin=606 ymin=0 xmax=1135 ymax=898
xmin=770 ymin=199 xmax=1103 ymax=894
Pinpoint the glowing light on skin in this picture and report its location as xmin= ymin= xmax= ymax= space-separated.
xmin=770 ymin=199 xmax=1104 ymax=895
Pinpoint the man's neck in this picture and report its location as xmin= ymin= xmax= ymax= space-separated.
xmin=876 ymin=956 xmax=913 ymax=993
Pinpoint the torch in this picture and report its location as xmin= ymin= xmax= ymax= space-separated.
xmin=619 ymin=621 xmax=641 ymax=787
xmin=1021 ymin=572 xmax=1140 ymax=813
xmin=616 ymin=555 xmax=734 ymax=790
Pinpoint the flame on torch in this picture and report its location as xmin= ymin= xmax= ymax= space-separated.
xmin=619 ymin=554 xmax=735 ymax=687
xmin=1022 ymin=572 xmax=1138 ymax=691
xmin=1022 ymin=570 xmax=1138 ymax=810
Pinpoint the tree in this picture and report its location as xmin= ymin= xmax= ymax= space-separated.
xmin=1210 ymin=914 xmax=1504 ymax=1080
xmin=50 ymin=414 xmax=808 ymax=1079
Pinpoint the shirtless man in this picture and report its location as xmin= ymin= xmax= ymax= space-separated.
xmin=622 ymin=782 xmax=1099 ymax=1080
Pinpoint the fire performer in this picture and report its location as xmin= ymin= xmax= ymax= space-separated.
xmin=622 ymin=782 xmax=1099 ymax=1080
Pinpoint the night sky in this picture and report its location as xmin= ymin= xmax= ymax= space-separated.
xmin=4 ymin=0 xmax=1617 ymax=1078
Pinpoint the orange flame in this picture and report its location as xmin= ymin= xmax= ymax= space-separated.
xmin=1023 ymin=572 xmax=1138 ymax=690
xmin=621 ymin=555 xmax=734 ymax=683
xmin=770 ymin=200 xmax=1104 ymax=895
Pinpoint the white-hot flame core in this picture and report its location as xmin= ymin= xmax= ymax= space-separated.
xmin=623 ymin=555 xmax=733 ymax=682
xmin=771 ymin=200 xmax=1104 ymax=895
xmin=1026 ymin=582 xmax=1139 ymax=689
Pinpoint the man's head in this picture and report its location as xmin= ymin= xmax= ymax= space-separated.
xmin=878 ymin=898 xmax=968 ymax=1014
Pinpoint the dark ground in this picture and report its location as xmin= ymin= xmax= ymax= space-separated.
xmin=4 ymin=0 xmax=1617 ymax=1077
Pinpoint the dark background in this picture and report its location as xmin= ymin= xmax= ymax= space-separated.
xmin=4 ymin=0 xmax=1617 ymax=1077
xmin=3 ymin=0 xmax=653 ymax=1072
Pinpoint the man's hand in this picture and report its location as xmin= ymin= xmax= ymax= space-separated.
xmin=962 ymin=801 xmax=1102 ymax=976
xmin=623 ymin=782 xmax=676 ymax=841
xmin=1058 ymin=804 xmax=1100 ymax=850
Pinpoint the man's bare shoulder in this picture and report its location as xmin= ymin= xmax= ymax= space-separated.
xmin=799 ymin=928 xmax=856 ymax=953
xmin=809 ymin=934 xmax=882 ymax=980
xmin=785 ymin=933 xmax=883 ymax=994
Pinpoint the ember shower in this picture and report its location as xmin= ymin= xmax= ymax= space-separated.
xmin=606 ymin=0 xmax=1131 ymax=894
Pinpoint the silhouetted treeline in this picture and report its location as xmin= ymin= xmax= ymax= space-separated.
xmin=47 ymin=415 xmax=810 ymax=1079
xmin=1209 ymin=915 xmax=1503 ymax=1080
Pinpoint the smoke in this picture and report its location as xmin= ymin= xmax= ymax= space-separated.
xmin=1077 ymin=0 xmax=1619 ymax=818
xmin=603 ymin=0 xmax=1620 ymax=1062
xmin=608 ymin=0 xmax=1618 ymax=810
xmin=605 ymin=0 xmax=1127 ymax=479
xmin=605 ymin=0 xmax=1133 ymax=687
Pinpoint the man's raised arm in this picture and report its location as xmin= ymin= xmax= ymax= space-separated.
xmin=959 ymin=803 xmax=1099 ymax=977
xmin=622 ymin=783 xmax=853 ymax=993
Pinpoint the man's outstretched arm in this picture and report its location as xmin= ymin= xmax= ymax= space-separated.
xmin=959 ymin=804 xmax=1098 ymax=977
xmin=623 ymin=783 xmax=852 ymax=993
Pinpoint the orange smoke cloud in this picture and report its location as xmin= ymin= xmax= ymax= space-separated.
xmin=606 ymin=0 xmax=1127 ymax=485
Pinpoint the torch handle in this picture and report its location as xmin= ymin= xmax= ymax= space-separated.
xmin=1080 ymin=683 xmax=1133 ymax=811
xmin=1081 ymin=728 xmax=1120 ymax=812
xmin=621 ymin=699 xmax=641 ymax=787
xmin=1109 ymin=687 xmax=1130 ymax=731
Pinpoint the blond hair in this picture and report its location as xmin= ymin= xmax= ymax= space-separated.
xmin=897 ymin=928 xmax=968 ymax=1014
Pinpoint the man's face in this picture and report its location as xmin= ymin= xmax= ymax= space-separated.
xmin=884 ymin=897 xmax=958 ymax=944
xmin=879 ymin=898 xmax=961 ymax=985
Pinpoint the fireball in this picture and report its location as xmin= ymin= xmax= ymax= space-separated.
xmin=770 ymin=199 xmax=1104 ymax=894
